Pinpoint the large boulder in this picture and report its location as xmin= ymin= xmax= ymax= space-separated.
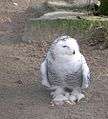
xmin=36 ymin=11 xmax=87 ymax=20
xmin=0 ymin=0 xmax=101 ymax=43
xmin=46 ymin=0 xmax=100 ymax=10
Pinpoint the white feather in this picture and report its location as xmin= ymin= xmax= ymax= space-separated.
xmin=81 ymin=55 xmax=91 ymax=89
xmin=40 ymin=35 xmax=91 ymax=89
xmin=40 ymin=60 xmax=50 ymax=88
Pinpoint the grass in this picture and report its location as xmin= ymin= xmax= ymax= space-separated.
xmin=31 ymin=19 xmax=91 ymax=30
xmin=31 ymin=19 xmax=108 ymax=32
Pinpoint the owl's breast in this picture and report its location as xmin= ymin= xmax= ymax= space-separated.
xmin=47 ymin=58 xmax=82 ymax=88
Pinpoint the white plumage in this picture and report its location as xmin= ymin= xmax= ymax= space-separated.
xmin=40 ymin=35 xmax=91 ymax=105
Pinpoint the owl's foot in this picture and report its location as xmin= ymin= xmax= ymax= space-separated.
xmin=50 ymin=87 xmax=77 ymax=106
xmin=51 ymin=94 xmax=68 ymax=106
xmin=70 ymin=90 xmax=85 ymax=102
xmin=51 ymin=95 xmax=76 ymax=106
xmin=76 ymin=93 xmax=85 ymax=102
xmin=50 ymin=87 xmax=66 ymax=98
xmin=69 ymin=95 xmax=77 ymax=103
xmin=65 ymin=100 xmax=76 ymax=106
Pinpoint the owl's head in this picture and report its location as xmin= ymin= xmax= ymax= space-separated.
xmin=51 ymin=35 xmax=80 ymax=56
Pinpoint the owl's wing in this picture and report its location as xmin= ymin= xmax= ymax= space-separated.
xmin=40 ymin=59 xmax=51 ymax=88
xmin=81 ymin=55 xmax=91 ymax=89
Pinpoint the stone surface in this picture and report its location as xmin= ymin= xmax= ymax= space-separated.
xmin=36 ymin=11 xmax=87 ymax=20
xmin=0 ymin=0 xmax=101 ymax=43
xmin=47 ymin=0 xmax=99 ymax=8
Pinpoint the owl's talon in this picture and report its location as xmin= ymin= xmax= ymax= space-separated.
xmin=50 ymin=100 xmax=64 ymax=106
xmin=50 ymin=101 xmax=55 ymax=107
xmin=76 ymin=93 xmax=85 ymax=102
xmin=69 ymin=95 xmax=77 ymax=102
xmin=50 ymin=100 xmax=76 ymax=106
xmin=65 ymin=100 xmax=76 ymax=105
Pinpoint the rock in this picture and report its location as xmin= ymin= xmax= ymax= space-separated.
xmin=28 ymin=0 xmax=100 ymax=17
xmin=36 ymin=11 xmax=87 ymax=20
xmin=66 ymin=0 xmax=99 ymax=6
xmin=30 ymin=2 xmax=55 ymax=18
xmin=46 ymin=0 xmax=73 ymax=9
xmin=46 ymin=0 xmax=100 ymax=10
xmin=0 ymin=0 xmax=101 ymax=44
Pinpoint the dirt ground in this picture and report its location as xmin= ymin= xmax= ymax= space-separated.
xmin=0 ymin=1 xmax=108 ymax=119
xmin=0 ymin=32 xmax=108 ymax=119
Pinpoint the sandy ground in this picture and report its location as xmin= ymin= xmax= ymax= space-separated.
xmin=0 ymin=33 xmax=108 ymax=119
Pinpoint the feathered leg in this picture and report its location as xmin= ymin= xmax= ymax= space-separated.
xmin=51 ymin=87 xmax=69 ymax=106
xmin=69 ymin=87 xmax=85 ymax=103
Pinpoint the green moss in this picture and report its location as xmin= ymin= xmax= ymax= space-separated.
xmin=31 ymin=19 xmax=91 ymax=31
xmin=31 ymin=19 xmax=108 ymax=36
xmin=98 ymin=0 xmax=108 ymax=15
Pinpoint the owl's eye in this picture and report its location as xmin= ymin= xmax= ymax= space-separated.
xmin=73 ymin=50 xmax=75 ymax=54
xmin=62 ymin=45 xmax=69 ymax=48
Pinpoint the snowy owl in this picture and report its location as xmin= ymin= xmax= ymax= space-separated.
xmin=40 ymin=35 xmax=91 ymax=106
